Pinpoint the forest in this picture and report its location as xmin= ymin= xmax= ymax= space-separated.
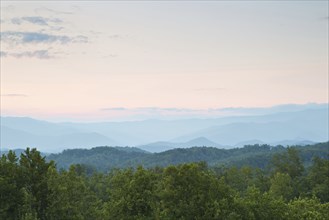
xmin=1 ymin=143 xmax=329 ymax=220
xmin=47 ymin=142 xmax=329 ymax=172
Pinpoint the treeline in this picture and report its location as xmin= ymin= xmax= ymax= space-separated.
xmin=1 ymin=146 xmax=328 ymax=219
xmin=47 ymin=142 xmax=329 ymax=172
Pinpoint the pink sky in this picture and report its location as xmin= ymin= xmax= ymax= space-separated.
xmin=1 ymin=1 xmax=328 ymax=121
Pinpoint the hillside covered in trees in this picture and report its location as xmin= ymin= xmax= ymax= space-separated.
xmin=1 ymin=143 xmax=329 ymax=219
xmin=47 ymin=142 xmax=329 ymax=172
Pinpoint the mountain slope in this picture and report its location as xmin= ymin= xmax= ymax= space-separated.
xmin=46 ymin=142 xmax=329 ymax=172
xmin=48 ymin=146 xmax=148 ymax=171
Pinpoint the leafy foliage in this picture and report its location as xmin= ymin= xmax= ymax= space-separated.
xmin=1 ymin=143 xmax=328 ymax=219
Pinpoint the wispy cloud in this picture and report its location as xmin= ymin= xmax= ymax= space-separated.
xmin=24 ymin=16 xmax=62 ymax=26
xmin=1 ymin=31 xmax=88 ymax=44
xmin=1 ymin=94 xmax=28 ymax=97
xmin=1 ymin=15 xmax=88 ymax=58
xmin=13 ymin=50 xmax=51 ymax=59
xmin=10 ymin=16 xmax=63 ymax=26
xmin=1 ymin=49 xmax=55 ymax=59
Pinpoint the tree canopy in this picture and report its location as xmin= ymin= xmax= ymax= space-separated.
xmin=1 ymin=144 xmax=328 ymax=219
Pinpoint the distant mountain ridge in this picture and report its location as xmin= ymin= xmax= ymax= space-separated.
xmin=0 ymin=125 xmax=118 ymax=152
xmin=172 ymin=108 xmax=328 ymax=145
xmin=1 ymin=104 xmax=328 ymax=152
xmin=138 ymin=137 xmax=222 ymax=153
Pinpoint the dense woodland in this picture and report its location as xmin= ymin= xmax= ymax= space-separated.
xmin=47 ymin=142 xmax=329 ymax=172
xmin=1 ymin=143 xmax=329 ymax=220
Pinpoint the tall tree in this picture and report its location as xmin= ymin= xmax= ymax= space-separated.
xmin=106 ymin=166 xmax=158 ymax=220
xmin=0 ymin=151 xmax=25 ymax=220
xmin=19 ymin=148 xmax=55 ymax=220
xmin=307 ymin=156 xmax=329 ymax=202
xmin=270 ymin=147 xmax=304 ymax=179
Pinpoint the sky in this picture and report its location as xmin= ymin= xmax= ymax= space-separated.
xmin=0 ymin=1 xmax=328 ymax=121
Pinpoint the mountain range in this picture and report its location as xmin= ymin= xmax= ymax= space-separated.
xmin=1 ymin=103 xmax=328 ymax=152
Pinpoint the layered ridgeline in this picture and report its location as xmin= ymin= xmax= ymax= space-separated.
xmin=46 ymin=142 xmax=329 ymax=172
xmin=1 ymin=104 xmax=328 ymax=153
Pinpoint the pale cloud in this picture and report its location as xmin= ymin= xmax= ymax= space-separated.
xmin=0 ymin=31 xmax=88 ymax=44
xmin=10 ymin=16 xmax=63 ymax=29
xmin=10 ymin=16 xmax=63 ymax=26
xmin=23 ymin=16 xmax=62 ymax=26
xmin=3 ymin=50 xmax=52 ymax=59
xmin=1 ymin=31 xmax=69 ymax=44
xmin=1 ymin=14 xmax=89 ymax=60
